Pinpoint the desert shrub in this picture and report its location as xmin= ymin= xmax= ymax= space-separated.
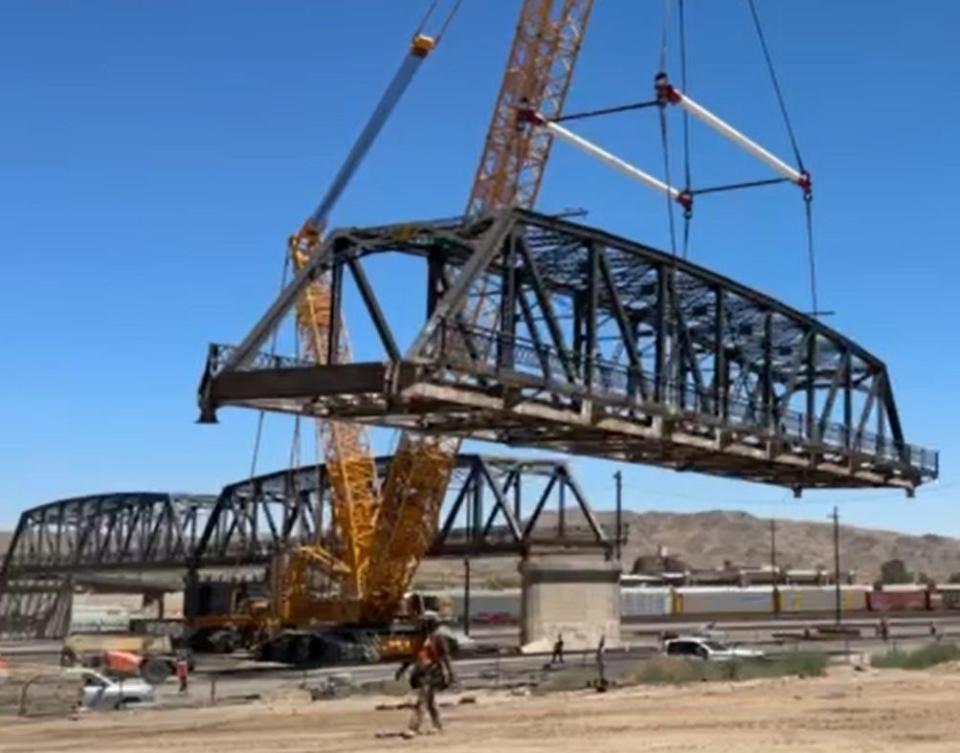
xmin=872 ymin=642 xmax=960 ymax=670
xmin=629 ymin=652 xmax=827 ymax=685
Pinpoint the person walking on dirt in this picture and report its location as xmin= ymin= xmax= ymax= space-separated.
xmin=396 ymin=611 xmax=456 ymax=738
xmin=595 ymin=635 xmax=607 ymax=690
xmin=878 ymin=616 xmax=890 ymax=642
xmin=551 ymin=633 xmax=565 ymax=665
xmin=175 ymin=652 xmax=189 ymax=694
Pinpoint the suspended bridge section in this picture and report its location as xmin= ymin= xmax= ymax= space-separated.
xmin=199 ymin=208 xmax=937 ymax=494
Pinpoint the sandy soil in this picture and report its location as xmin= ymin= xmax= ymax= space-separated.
xmin=4 ymin=666 xmax=959 ymax=753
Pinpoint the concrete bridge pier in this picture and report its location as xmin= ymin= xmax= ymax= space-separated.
xmin=519 ymin=554 xmax=621 ymax=652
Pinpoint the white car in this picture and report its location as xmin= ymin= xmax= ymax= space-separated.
xmin=72 ymin=668 xmax=156 ymax=710
xmin=664 ymin=637 xmax=764 ymax=662
xmin=437 ymin=626 xmax=477 ymax=655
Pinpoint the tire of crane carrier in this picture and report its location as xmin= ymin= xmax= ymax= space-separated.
xmin=287 ymin=634 xmax=312 ymax=665
xmin=141 ymin=656 xmax=172 ymax=685
xmin=207 ymin=629 xmax=238 ymax=655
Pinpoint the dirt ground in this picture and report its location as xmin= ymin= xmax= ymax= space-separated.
xmin=4 ymin=665 xmax=960 ymax=753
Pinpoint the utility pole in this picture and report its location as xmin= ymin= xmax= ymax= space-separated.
xmin=463 ymin=555 xmax=471 ymax=636
xmin=770 ymin=518 xmax=779 ymax=616
xmin=832 ymin=506 xmax=841 ymax=625
xmin=614 ymin=471 xmax=623 ymax=561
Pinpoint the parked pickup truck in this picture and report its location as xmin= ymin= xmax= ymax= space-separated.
xmin=664 ymin=636 xmax=765 ymax=662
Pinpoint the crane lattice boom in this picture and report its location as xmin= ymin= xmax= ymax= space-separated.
xmin=467 ymin=0 xmax=594 ymax=217
xmin=290 ymin=227 xmax=380 ymax=599
xmin=362 ymin=0 xmax=594 ymax=619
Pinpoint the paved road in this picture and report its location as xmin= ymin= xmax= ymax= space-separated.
xmin=4 ymin=612 xmax=958 ymax=659
xmin=157 ymin=632 xmax=946 ymax=706
xmin=3 ymin=627 xmax=947 ymax=711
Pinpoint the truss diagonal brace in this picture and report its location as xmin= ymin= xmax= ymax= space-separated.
xmin=406 ymin=210 xmax=516 ymax=359
xmin=220 ymin=236 xmax=340 ymax=372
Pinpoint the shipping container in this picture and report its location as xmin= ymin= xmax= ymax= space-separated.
xmin=620 ymin=587 xmax=672 ymax=620
xmin=674 ymin=587 xmax=773 ymax=615
xmin=778 ymin=585 xmax=868 ymax=613
xmin=867 ymin=588 xmax=928 ymax=612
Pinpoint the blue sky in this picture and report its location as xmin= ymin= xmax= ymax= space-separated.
xmin=1 ymin=1 xmax=957 ymax=536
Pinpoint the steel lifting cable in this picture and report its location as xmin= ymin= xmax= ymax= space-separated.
xmin=804 ymin=197 xmax=819 ymax=317
xmin=747 ymin=0 xmax=803 ymax=170
xmin=415 ymin=0 xmax=464 ymax=46
xmin=249 ymin=254 xmax=292 ymax=478
xmin=658 ymin=105 xmax=678 ymax=256
xmin=747 ymin=0 xmax=819 ymax=316
xmin=678 ymin=0 xmax=692 ymax=258
xmin=658 ymin=0 xmax=674 ymax=73
xmin=692 ymin=176 xmax=790 ymax=196
xmin=658 ymin=0 xmax=678 ymax=255
xmin=554 ymin=99 xmax=660 ymax=123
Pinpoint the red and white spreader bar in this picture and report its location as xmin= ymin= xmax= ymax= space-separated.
xmin=654 ymin=72 xmax=810 ymax=194
xmin=517 ymin=108 xmax=693 ymax=210
xmin=517 ymin=74 xmax=809 ymax=207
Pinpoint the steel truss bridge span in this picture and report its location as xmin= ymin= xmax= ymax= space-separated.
xmin=200 ymin=209 xmax=937 ymax=493
xmin=1 ymin=458 xmax=606 ymax=580
xmin=0 ymin=493 xmax=217 ymax=638
xmin=193 ymin=454 xmax=608 ymax=568
xmin=0 ymin=456 xmax=607 ymax=637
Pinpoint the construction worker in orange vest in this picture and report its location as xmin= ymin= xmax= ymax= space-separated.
xmin=396 ymin=611 xmax=456 ymax=738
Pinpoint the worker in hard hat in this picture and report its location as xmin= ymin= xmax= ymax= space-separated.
xmin=396 ymin=610 xmax=456 ymax=738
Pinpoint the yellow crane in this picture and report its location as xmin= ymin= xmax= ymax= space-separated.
xmin=226 ymin=1 xmax=595 ymax=653
xmin=275 ymin=22 xmax=445 ymax=624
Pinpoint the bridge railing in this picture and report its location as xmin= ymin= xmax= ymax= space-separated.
xmin=431 ymin=321 xmax=938 ymax=478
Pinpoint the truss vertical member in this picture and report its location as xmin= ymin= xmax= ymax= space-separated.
xmin=517 ymin=107 xmax=693 ymax=210
xmin=654 ymin=72 xmax=811 ymax=195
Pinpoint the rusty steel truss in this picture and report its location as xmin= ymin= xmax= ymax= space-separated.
xmin=199 ymin=209 xmax=937 ymax=493
xmin=0 ymin=456 xmax=607 ymax=637
xmin=1 ymin=493 xmax=219 ymax=579
xmin=191 ymin=454 xmax=608 ymax=568
xmin=0 ymin=493 xmax=217 ymax=638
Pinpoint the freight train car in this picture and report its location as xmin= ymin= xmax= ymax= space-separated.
xmin=428 ymin=582 xmax=948 ymax=628
xmin=777 ymin=585 xmax=869 ymax=614
xmin=621 ymin=587 xmax=672 ymax=620
xmin=867 ymin=588 xmax=931 ymax=612
xmin=673 ymin=587 xmax=773 ymax=616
